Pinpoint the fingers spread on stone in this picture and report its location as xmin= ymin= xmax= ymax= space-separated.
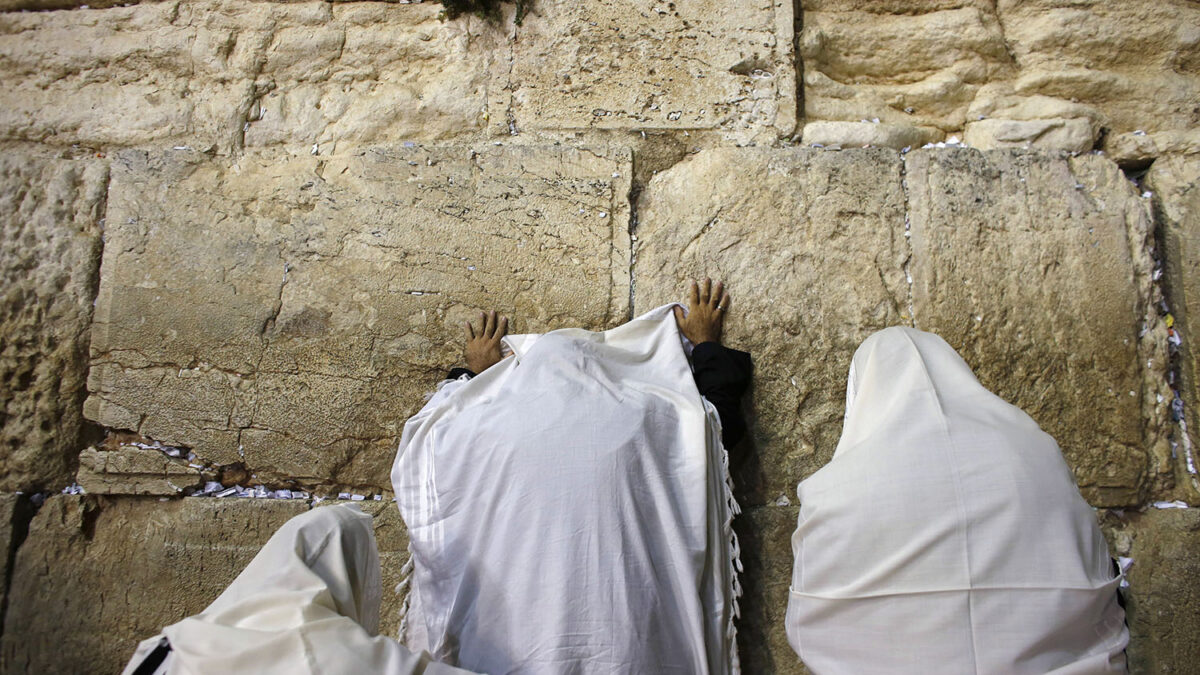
xmin=465 ymin=320 xmax=476 ymax=339
xmin=688 ymin=280 xmax=700 ymax=309
xmin=712 ymin=281 xmax=725 ymax=308
xmin=701 ymin=278 xmax=712 ymax=304
xmin=485 ymin=310 xmax=496 ymax=337
xmin=498 ymin=316 xmax=509 ymax=337
xmin=720 ymin=291 xmax=731 ymax=312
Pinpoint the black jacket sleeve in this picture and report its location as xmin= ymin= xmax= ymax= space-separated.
xmin=691 ymin=342 xmax=753 ymax=448
xmin=447 ymin=367 xmax=476 ymax=380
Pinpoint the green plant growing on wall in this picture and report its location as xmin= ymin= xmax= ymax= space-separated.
xmin=441 ymin=0 xmax=528 ymax=25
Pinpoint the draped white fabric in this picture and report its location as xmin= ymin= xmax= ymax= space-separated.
xmin=122 ymin=504 xmax=473 ymax=675
xmin=392 ymin=304 xmax=740 ymax=674
xmin=786 ymin=327 xmax=1128 ymax=674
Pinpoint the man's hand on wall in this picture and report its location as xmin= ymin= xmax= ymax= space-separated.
xmin=673 ymin=278 xmax=730 ymax=345
xmin=465 ymin=310 xmax=509 ymax=374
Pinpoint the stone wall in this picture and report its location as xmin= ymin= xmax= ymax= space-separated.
xmin=0 ymin=1 xmax=1196 ymax=673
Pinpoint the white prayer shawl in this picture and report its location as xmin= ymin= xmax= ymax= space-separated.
xmin=786 ymin=327 xmax=1128 ymax=674
xmin=122 ymin=504 xmax=473 ymax=675
xmin=392 ymin=305 xmax=741 ymax=674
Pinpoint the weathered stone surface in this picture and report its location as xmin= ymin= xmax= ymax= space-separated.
xmin=0 ymin=495 xmax=408 ymax=674
xmin=736 ymin=505 xmax=806 ymax=675
xmin=0 ymin=2 xmax=488 ymax=151
xmin=990 ymin=0 xmax=1200 ymax=141
xmin=907 ymin=149 xmax=1169 ymax=506
xmin=0 ymin=496 xmax=306 ymax=672
xmin=504 ymin=0 xmax=796 ymax=142
xmin=76 ymin=446 xmax=210 ymax=496
xmin=1146 ymin=156 xmax=1200 ymax=501
xmin=963 ymin=117 xmax=1095 ymax=152
xmin=85 ymin=145 xmax=631 ymax=491
xmin=0 ymin=155 xmax=106 ymax=492
xmin=1101 ymin=507 xmax=1200 ymax=675
xmin=800 ymin=121 xmax=940 ymax=150
xmin=1107 ymin=130 xmax=1200 ymax=167
xmin=801 ymin=1 xmax=1200 ymax=149
xmin=801 ymin=1 xmax=1015 ymax=132
xmin=634 ymin=147 xmax=909 ymax=506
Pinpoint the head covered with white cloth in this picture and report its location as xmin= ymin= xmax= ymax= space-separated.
xmin=786 ymin=327 xmax=1128 ymax=674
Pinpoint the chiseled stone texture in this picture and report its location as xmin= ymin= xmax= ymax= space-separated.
xmin=801 ymin=1 xmax=1015 ymax=135
xmin=0 ymin=155 xmax=106 ymax=492
xmin=0 ymin=2 xmax=490 ymax=152
xmin=1146 ymin=156 xmax=1200 ymax=500
xmin=0 ymin=495 xmax=409 ymax=674
xmin=907 ymin=149 xmax=1168 ymax=507
xmin=85 ymin=145 xmax=631 ymax=491
xmin=1102 ymin=508 xmax=1200 ymax=675
xmin=801 ymin=1 xmax=1200 ymax=152
xmin=634 ymin=147 xmax=910 ymax=507
xmin=505 ymin=0 xmax=797 ymax=142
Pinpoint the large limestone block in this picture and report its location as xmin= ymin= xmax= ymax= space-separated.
xmin=962 ymin=117 xmax=1096 ymax=153
xmin=0 ymin=2 xmax=488 ymax=151
xmin=0 ymin=155 xmax=106 ymax=492
xmin=801 ymin=121 xmax=941 ymax=150
xmin=1146 ymin=156 xmax=1200 ymax=500
xmin=1102 ymin=507 xmax=1200 ymax=674
xmin=505 ymin=0 xmax=797 ymax=142
xmin=0 ymin=495 xmax=408 ymax=674
xmin=85 ymin=145 xmax=631 ymax=491
xmin=245 ymin=2 xmax=491 ymax=148
xmin=634 ymin=147 xmax=909 ymax=506
xmin=992 ymin=0 xmax=1200 ymax=139
xmin=801 ymin=1 xmax=1015 ymax=132
xmin=907 ymin=149 xmax=1167 ymax=506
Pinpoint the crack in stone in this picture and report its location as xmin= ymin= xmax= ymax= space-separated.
xmin=899 ymin=151 xmax=917 ymax=328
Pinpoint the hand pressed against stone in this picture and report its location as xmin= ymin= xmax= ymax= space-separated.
xmin=465 ymin=310 xmax=509 ymax=374
xmin=673 ymin=278 xmax=731 ymax=345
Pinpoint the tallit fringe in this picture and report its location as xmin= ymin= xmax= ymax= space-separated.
xmin=396 ymin=549 xmax=415 ymax=639
xmin=717 ymin=422 xmax=744 ymax=675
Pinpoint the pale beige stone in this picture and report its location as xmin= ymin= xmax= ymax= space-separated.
xmin=801 ymin=2 xmax=1015 ymax=131
xmin=505 ymin=0 xmax=797 ymax=143
xmin=1145 ymin=156 xmax=1200 ymax=501
xmin=1101 ymin=507 xmax=1200 ymax=675
xmin=0 ymin=495 xmax=408 ymax=674
xmin=76 ymin=447 xmax=210 ymax=496
xmin=1108 ymin=130 xmax=1200 ymax=167
xmin=0 ymin=2 xmax=488 ymax=152
xmin=0 ymin=154 xmax=106 ymax=492
xmin=634 ymin=147 xmax=910 ymax=506
xmin=800 ymin=1 xmax=1200 ymax=153
xmin=907 ymin=149 xmax=1169 ymax=506
xmin=996 ymin=0 xmax=1200 ymax=138
xmin=963 ymin=118 xmax=1095 ymax=152
xmin=245 ymin=2 xmax=492 ymax=148
xmin=800 ymin=121 xmax=941 ymax=149
xmin=85 ymin=145 xmax=631 ymax=491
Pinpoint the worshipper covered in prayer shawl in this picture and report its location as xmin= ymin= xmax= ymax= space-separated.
xmin=392 ymin=279 xmax=752 ymax=674
xmin=785 ymin=327 xmax=1129 ymax=675
xmin=122 ymin=503 xmax=476 ymax=675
